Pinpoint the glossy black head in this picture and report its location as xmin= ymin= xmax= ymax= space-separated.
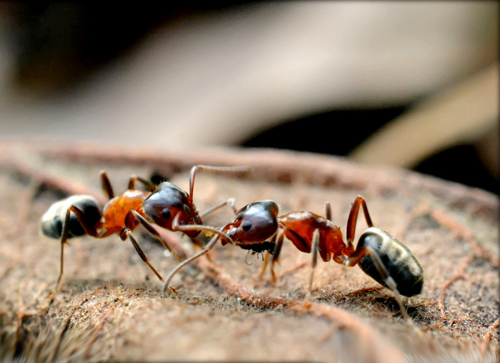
xmin=41 ymin=195 xmax=101 ymax=239
xmin=142 ymin=181 xmax=200 ymax=233
xmin=357 ymin=227 xmax=424 ymax=297
xmin=223 ymin=200 xmax=279 ymax=245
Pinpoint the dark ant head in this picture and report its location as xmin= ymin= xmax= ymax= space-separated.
xmin=41 ymin=195 xmax=101 ymax=239
xmin=223 ymin=200 xmax=279 ymax=244
xmin=142 ymin=181 xmax=200 ymax=231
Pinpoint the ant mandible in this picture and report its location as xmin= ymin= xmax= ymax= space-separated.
xmin=41 ymin=171 xmax=170 ymax=288
xmin=161 ymin=196 xmax=423 ymax=319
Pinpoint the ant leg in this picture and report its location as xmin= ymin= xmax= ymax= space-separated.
xmin=259 ymin=253 xmax=270 ymax=278
xmin=189 ymin=236 xmax=219 ymax=264
xmin=345 ymin=196 xmax=374 ymax=252
xmin=325 ymin=202 xmax=332 ymax=221
xmin=119 ymin=228 xmax=163 ymax=281
xmin=199 ymin=198 xmax=237 ymax=219
xmin=197 ymin=198 xmax=236 ymax=262
xmin=171 ymin=213 xmax=233 ymax=245
xmin=188 ymin=165 xmax=252 ymax=204
xmin=257 ymin=233 xmax=277 ymax=278
xmin=57 ymin=205 xmax=99 ymax=288
xmin=100 ymin=171 xmax=115 ymax=200
xmin=190 ymin=236 xmax=205 ymax=250
xmin=162 ymin=214 xmax=235 ymax=294
xmin=270 ymin=231 xmax=285 ymax=283
xmin=128 ymin=176 xmax=156 ymax=192
xmin=126 ymin=210 xmax=179 ymax=258
xmin=162 ymin=234 xmax=220 ymax=295
xmin=307 ymin=229 xmax=320 ymax=299
xmin=187 ymin=236 xmax=217 ymax=264
xmin=345 ymin=247 xmax=410 ymax=320
xmin=171 ymin=213 xmax=233 ymax=263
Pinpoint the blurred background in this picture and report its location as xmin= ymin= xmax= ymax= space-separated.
xmin=0 ymin=2 xmax=497 ymax=193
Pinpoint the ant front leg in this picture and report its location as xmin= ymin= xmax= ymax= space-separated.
xmin=171 ymin=212 xmax=233 ymax=251
xmin=197 ymin=198 xmax=237 ymax=260
xmin=119 ymin=210 xmax=167 ymax=281
xmin=126 ymin=210 xmax=180 ymax=259
xmin=256 ymin=232 xmax=278 ymax=280
xmin=57 ymin=205 xmax=98 ymax=288
xmin=162 ymin=216 xmax=233 ymax=295
xmin=162 ymin=234 xmax=220 ymax=295
xmin=171 ymin=213 xmax=234 ymax=265
xmin=270 ymin=231 xmax=285 ymax=283
xmin=258 ymin=252 xmax=270 ymax=278
xmin=199 ymin=198 xmax=237 ymax=219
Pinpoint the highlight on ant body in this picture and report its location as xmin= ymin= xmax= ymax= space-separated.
xmin=161 ymin=196 xmax=423 ymax=319
xmin=41 ymin=172 xmax=169 ymax=288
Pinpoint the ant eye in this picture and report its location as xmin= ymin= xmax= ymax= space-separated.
xmin=242 ymin=221 xmax=252 ymax=231
xmin=162 ymin=209 xmax=171 ymax=219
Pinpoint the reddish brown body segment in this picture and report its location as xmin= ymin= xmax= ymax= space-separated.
xmin=279 ymin=211 xmax=348 ymax=263
xmin=98 ymin=190 xmax=150 ymax=237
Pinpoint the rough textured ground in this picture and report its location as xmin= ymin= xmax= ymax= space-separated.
xmin=0 ymin=142 xmax=498 ymax=363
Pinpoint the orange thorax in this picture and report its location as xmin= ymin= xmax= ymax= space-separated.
xmin=97 ymin=190 xmax=150 ymax=237
xmin=279 ymin=211 xmax=346 ymax=262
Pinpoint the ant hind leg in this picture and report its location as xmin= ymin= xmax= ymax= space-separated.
xmin=345 ymin=248 xmax=410 ymax=320
xmin=56 ymin=205 xmax=98 ymax=289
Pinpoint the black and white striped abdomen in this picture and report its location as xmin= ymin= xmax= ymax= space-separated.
xmin=358 ymin=227 xmax=424 ymax=297
xmin=40 ymin=195 xmax=101 ymax=239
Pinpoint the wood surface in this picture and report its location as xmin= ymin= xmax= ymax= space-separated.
xmin=0 ymin=141 xmax=498 ymax=362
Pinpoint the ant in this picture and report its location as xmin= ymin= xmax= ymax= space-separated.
xmin=41 ymin=165 xmax=252 ymax=289
xmin=161 ymin=196 xmax=423 ymax=319
xmin=274 ymin=196 xmax=424 ymax=318
xmin=41 ymin=171 xmax=169 ymax=288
